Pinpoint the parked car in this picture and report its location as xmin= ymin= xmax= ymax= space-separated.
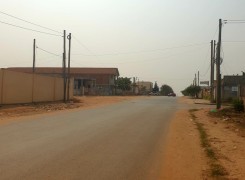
xmin=168 ymin=93 xmax=176 ymax=97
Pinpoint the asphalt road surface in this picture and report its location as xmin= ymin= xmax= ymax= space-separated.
xmin=0 ymin=96 xmax=178 ymax=180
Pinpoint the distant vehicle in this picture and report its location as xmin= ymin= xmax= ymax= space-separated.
xmin=168 ymin=93 xmax=176 ymax=97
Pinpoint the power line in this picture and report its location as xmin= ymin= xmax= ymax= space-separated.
xmin=224 ymin=20 xmax=245 ymax=22
xmin=211 ymin=25 xmax=219 ymax=39
xmin=199 ymin=46 xmax=210 ymax=76
xmin=223 ymin=41 xmax=245 ymax=43
xmin=224 ymin=20 xmax=245 ymax=24
xmin=0 ymin=20 xmax=62 ymax=37
xmin=72 ymin=34 xmax=96 ymax=55
xmin=0 ymin=10 xmax=62 ymax=34
xmin=200 ymin=64 xmax=211 ymax=77
xmin=221 ymin=45 xmax=224 ymax=59
xmin=72 ymin=34 xmax=102 ymax=64
xmin=225 ymin=22 xmax=245 ymax=24
xmin=36 ymin=46 xmax=61 ymax=57
xmin=72 ymin=42 xmax=209 ymax=56
xmin=72 ymin=44 xmax=208 ymax=65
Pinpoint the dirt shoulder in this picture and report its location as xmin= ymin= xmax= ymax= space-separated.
xmin=161 ymin=97 xmax=245 ymax=179
xmin=160 ymin=109 xmax=208 ymax=179
xmin=0 ymin=96 xmax=141 ymax=126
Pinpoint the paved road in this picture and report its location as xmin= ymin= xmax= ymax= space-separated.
xmin=0 ymin=97 xmax=178 ymax=180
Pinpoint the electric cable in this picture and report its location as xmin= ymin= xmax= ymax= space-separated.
xmin=36 ymin=46 xmax=61 ymax=57
xmin=71 ymin=44 xmax=208 ymax=66
xmin=225 ymin=22 xmax=245 ymax=24
xmin=72 ymin=42 xmax=209 ymax=56
xmin=200 ymin=64 xmax=211 ymax=77
xmin=223 ymin=41 xmax=245 ymax=43
xmin=224 ymin=20 xmax=245 ymax=24
xmin=0 ymin=10 xmax=62 ymax=34
xmin=0 ymin=20 xmax=62 ymax=37
xmin=72 ymin=34 xmax=97 ymax=55
xmin=211 ymin=25 xmax=219 ymax=40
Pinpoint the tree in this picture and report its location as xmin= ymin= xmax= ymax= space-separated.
xmin=160 ymin=84 xmax=174 ymax=96
xmin=115 ymin=77 xmax=132 ymax=91
xmin=152 ymin=82 xmax=159 ymax=92
xmin=181 ymin=85 xmax=201 ymax=98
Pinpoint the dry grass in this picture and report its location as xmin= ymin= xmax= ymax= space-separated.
xmin=189 ymin=109 xmax=228 ymax=178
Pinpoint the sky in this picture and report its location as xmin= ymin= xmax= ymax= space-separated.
xmin=1 ymin=0 xmax=245 ymax=95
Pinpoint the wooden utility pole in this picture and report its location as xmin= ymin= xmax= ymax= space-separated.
xmin=213 ymin=40 xmax=216 ymax=102
xmin=33 ymin=39 xmax=36 ymax=73
xmin=210 ymin=40 xmax=214 ymax=103
xmin=195 ymin=73 xmax=197 ymax=86
xmin=216 ymin=19 xmax=222 ymax=109
xmin=67 ymin=33 xmax=71 ymax=101
xmin=63 ymin=30 xmax=67 ymax=103
xmin=133 ymin=77 xmax=136 ymax=94
xmin=198 ymin=71 xmax=199 ymax=86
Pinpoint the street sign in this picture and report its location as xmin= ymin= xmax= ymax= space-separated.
xmin=200 ymin=81 xmax=209 ymax=86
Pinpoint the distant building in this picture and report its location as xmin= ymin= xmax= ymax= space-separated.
xmin=8 ymin=67 xmax=119 ymax=96
xmin=136 ymin=81 xmax=153 ymax=95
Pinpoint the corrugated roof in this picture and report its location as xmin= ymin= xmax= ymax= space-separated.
xmin=7 ymin=67 xmax=120 ymax=76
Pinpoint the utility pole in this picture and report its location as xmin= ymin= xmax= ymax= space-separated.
xmin=33 ymin=39 xmax=36 ymax=73
xmin=198 ymin=71 xmax=199 ymax=86
xmin=133 ymin=77 xmax=136 ymax=94
xmin=67 ymin=33 xmax=71 ymax=101
xmin=213 ymin=40 xmax=216 ymax=102
xmin=210 ymin=40 xmax=214 ymax=103
xmin=195 ymin=73 xmax=197 ymax=86
xmin=216 ymin=19 xmax=222 ymax=109
xmin=63 ymin=30 xmax=67 ymax=103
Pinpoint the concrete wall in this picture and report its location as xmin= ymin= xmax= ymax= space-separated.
xmin=0 ymin=69 xmax=73 ymax=104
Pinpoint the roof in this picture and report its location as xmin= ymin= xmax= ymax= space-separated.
xmin=7 ymin=67 xmax=120 ymax=76
xmin=223 ymin=75 xmax=244 ymax=86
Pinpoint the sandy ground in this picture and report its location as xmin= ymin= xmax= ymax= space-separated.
xmin=160 ymin=109 xmax=209 ymax=180
xmin=161 ymin=97 xmax=245 ymax=180
xmin=196 ymin=109 xmax=245 ymax=179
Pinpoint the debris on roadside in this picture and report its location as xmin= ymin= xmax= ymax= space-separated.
xmin=0 ymin=101 xmax=82 ymax=119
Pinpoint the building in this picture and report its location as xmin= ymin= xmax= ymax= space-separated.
xmin=222 ymin=75 xmax=244 ymax=101
xmin=136 ymin=81 xmax=153 ymax=95
xmin=8 ymin=67 xmax=119 ymax=96
xmin=198 ymin=86 xmax=210 ymax=99
xmin=213 ymin=73 xmax=245 ymax=102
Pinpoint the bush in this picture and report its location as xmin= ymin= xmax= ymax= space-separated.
xmin=232 ymin=99 xmax=244 ymax=112
xmin=181 ymin=85 xmax=201 ymax=97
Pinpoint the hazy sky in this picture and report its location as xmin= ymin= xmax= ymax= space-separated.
xmin=1 ymin=0 xmax=245 ymax=95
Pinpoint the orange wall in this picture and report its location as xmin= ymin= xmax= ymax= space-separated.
xmin=0 ymin=69 xmax=73 ymax=104
xmin=2 ymin=70 xmax=33 ymax=104
xmin=33 ymin=75 xmax=55 ymax=102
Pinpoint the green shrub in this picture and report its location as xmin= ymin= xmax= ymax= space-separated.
xmin=232 ymin=99 xmax=244 ymax=112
